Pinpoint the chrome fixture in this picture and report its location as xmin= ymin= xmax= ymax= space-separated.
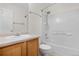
xmin=29 ymin=11 xmax=42 ymax=17
xmin=13 ymin=22 xmax=25 ymax=25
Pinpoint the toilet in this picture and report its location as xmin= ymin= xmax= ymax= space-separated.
xmin=40 ymin=44 xmax=52 ymax=56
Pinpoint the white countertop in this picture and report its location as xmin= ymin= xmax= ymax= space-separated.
xmin=0 ymin=34 xmax=39 ymax=48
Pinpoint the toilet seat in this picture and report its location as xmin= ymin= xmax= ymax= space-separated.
xmin=40 ymin=44 xmax=51 ymax=50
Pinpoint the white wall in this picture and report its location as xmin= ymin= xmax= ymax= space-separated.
xmin=28 ymin=3 xmax=52 ymax=35
xmin=0 ymin=3 xmax=28 ymax=34
xmin=28 ymin=3 xmax=42 ymax=35
xmin=0 ymin=3 xmax=52 ymax=35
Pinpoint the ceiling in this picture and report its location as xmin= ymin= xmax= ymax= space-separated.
xmin=29 ymin=3 xmax=54 ymax=11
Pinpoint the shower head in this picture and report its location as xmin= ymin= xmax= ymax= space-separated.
xmin=47 ymin=11 xmax=50 ymax=14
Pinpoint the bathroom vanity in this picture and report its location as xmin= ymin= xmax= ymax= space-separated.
xmin=0 ymin=34 xmax=39 ymax=56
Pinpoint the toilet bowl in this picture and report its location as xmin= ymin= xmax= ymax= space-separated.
xmin=40 ymin=44 xmax=52 ymax=56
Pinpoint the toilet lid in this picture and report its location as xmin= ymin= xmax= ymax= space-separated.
xmin=40 ymin=44 xmax=51 ymax=50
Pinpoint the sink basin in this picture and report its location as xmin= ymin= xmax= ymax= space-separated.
xmin=20 ymin=34 xmax=32 ymax=37
xmin=0 ymin=34 xmax=34 ymax=47
xmin=0 ymin=34 xmax=32 ymax=43
xmin=5 ymin=36 xmax=16 ymax=39
xmin=3 ymin=34 xmax=32 ymax=39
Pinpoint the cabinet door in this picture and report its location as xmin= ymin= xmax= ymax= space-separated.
xmin=0 ymin=43 xmax=22 ymax=56
xmin=21 ymin=42 xmax=28 ymax=56
xmin=27 ymin=38 xmax=39 ymax=56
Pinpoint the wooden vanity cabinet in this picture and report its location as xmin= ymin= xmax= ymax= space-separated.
xmin=0 ymin=37 xmax=39 ymax=56
xmin=27 ymin=38 xmax=39 ymax=56
xmin=21 ymin=41 xmax=27 ymax=56
xmin=0 ymin=43 xmax=22 ymax=56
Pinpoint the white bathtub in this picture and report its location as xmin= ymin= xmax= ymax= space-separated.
xmin=43 ymin=39 xmax=79 ymax=56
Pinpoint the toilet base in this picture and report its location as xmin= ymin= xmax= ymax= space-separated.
xmin=40 ymin=49 xmax=50 ymax=56
xmin=40 ymin=44 xmax=52 ymax=56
